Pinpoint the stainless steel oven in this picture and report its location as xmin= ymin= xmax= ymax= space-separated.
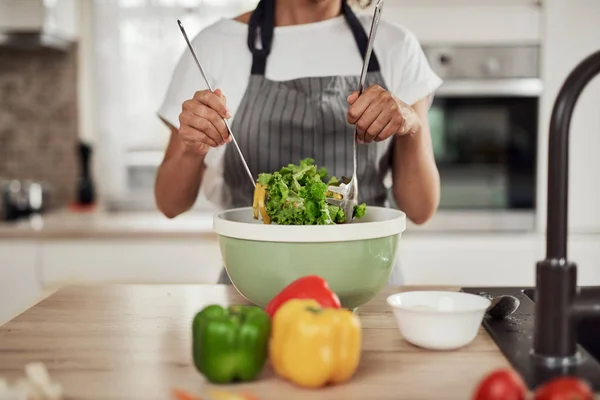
xmin=420 ymin=45 xmax=541 ymax=232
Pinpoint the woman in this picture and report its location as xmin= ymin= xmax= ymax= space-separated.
xmin=155 ymin=0 xmax=442 ymax=285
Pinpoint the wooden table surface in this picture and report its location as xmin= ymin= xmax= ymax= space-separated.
xmin=0 ymin=284 xmax=509 ymax=400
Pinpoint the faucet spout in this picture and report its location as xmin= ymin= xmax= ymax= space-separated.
xmin=546 ymin=50 xmax=600 ymax=259
xmin=534 ymin=49 xmax=600 ymax=361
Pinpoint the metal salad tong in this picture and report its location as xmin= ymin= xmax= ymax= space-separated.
xmin=325 ymin=0 xmax=384 ymax=222
xmin=177 ymin=20 xmax=255 ymax=188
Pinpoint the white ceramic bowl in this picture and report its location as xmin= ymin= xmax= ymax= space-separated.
xmin=386 ymin=291 xmax=491 ymax=350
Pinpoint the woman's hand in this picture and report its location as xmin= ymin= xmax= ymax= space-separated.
xmin=178 ymin=88 xmax=232 ymax=156
xmin=346 ymin=84 xmax=421 ymax=144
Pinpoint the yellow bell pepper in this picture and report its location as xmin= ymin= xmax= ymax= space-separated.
xmin=269 ymin=298 xmax=362 ymax=388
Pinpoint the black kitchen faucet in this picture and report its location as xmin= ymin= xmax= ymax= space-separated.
xmin=463 ymin=48 xmax=600 ymax=390
xmin=533 ymin=48 xmax=600 ymax=364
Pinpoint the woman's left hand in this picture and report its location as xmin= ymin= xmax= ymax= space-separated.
xmin=347 ymin=84 xmax=421 ymax=144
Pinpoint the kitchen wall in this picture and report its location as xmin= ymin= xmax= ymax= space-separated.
xmin=0 ymin=46 xmax=79 ymax=212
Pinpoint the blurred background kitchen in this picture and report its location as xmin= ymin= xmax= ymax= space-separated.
xmin=1 ymin=0 xmax=599 ymax=324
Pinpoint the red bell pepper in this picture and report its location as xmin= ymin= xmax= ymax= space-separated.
xmin=264 ymin=275 xmax=341 ymax=317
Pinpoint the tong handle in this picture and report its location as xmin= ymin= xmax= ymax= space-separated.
xmin=177 ymin=20 xmax=256 ymax=188
xmin=358 ymin=0 xmax=384 ymax=95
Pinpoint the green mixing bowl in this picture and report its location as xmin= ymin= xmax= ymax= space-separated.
xmin=213 ymin=206 xmax=406 ymax=309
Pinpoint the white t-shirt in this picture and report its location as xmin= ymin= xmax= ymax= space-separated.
xmin=157 ymin=13 xmax=442 ymax=208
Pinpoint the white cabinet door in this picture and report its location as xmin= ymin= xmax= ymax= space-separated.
xmin=399 ymin=234 xmax=541 ymax=286
xmin=401 ymin=233 xmax=600 ymax=286
xmin=381 ymin=4 xmax=541 ymax=45
xmin=538 ymin=0 xmax=600 ymax=233
xmin=569 ymin=234 xmax=600 ymax=286
xmin=0 ymin=241 xmax=42 ymax=325
xmin=33 ymin=231 xmax=599 ymax=289
xmin=41 ymin=238 xmax=223 ymax=286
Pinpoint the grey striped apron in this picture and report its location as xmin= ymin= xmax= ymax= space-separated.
xmin=218 ymin=0 xmax=403 ymax=285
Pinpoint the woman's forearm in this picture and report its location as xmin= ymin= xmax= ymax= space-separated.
xmin=155 ymin=128 xmax=206 ymax=218
xmin=392 ymin=99 xmax=440 ymax=225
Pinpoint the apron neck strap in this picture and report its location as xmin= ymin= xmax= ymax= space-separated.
xmin=248 ymin=0 xmax=381 ymax=76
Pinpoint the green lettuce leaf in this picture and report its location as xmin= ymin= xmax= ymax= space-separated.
xmin=259 ymin=158 xmax=367 ymax=225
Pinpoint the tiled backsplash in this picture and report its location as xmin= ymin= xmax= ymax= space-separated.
xmin=0 ymin=47 xmax=79 ymax=212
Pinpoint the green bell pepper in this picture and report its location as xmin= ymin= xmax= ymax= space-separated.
xmin=192 ymin=304 xmax=271 ymax=384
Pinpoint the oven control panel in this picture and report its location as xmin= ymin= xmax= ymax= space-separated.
xmin=423 ymin=45 xmax=540 ymax=80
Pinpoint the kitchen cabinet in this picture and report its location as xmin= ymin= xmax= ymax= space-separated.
xmin=376 ymin=3 xmax=541 ymax=45
xmin=12 ymin=233 xmax=600 ymax=291
xmin=0 ymin=241 xmax=42 ymax=325
xmin=0 ymin=0 xmax=78 ymax=39
xmin=2 ymin=208 xmax=597 ymax=293
xmin=569 ymin=234 xmax=600 ymax=285
xmin=40 ymin=238 xmax=222 ymax=286
xmin=399 ymin=234 xmax=541 ymax=286
xmin=40 ymin=234 xmax=544 ymax=288
xmin=537 ymin=0 xmax=600 ymax=233
xmin=399 ymin=233 xmax=600 ymax=286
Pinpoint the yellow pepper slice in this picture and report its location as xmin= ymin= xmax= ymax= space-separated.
xmin=252 ymin=183 xmax=261 ymax=219
xmin=252 ymin=183 xmax=270 ymax=224
xmin=269 ymin=299 xmax=361 ymax=388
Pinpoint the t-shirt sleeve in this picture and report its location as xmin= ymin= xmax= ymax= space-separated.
xmin=157 ymin=33 xmax=212 ymax=129
xmin=393 ymin=31 xmax=443 ymax=106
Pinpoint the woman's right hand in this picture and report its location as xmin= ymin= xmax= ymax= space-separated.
xmin=178 ymin=88 xmax=232 ymax=156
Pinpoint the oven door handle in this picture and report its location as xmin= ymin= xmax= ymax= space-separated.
xmin=434 ymin=78 xmax=543 ymax=97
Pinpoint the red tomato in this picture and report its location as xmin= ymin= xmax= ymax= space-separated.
xmin=472 ymin=368 xmax=527 ymax=400
xmin=534 ymin=376 xmax=593 ymax=400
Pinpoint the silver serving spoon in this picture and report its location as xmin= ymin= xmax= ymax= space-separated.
xmin=325 ymin=0 xmax=384 ymax=222
xmin=479 ymin=292 xmax=521 ymax=319
xmin=177 ymin=20 xmax=255 ymax=188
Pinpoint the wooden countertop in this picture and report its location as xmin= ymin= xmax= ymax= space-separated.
xmin=0 ymin=211 xmax=217 ymax=239
xmin=0 ymin=284 xmax=509 ymax=399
